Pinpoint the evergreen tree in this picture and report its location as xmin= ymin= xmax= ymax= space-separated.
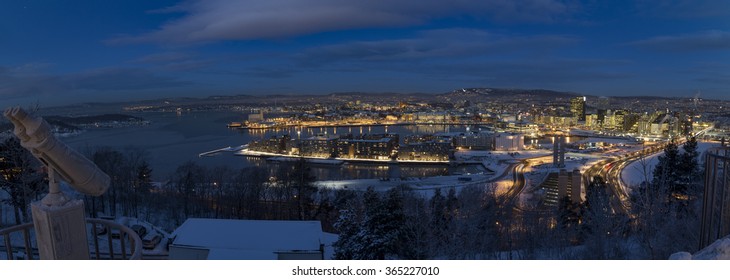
xmin=429 ymin=188 xmax=448 ymax=255
xmin=581 ymin=176 xmax=629 ymax=259
xmin=557 ymin=196 xmax=581 ymax=231
xmin=333 ymin=205 xmax=362 ymax=260
xmin=359 ymin=188 xmax=381 ymax=259
xmin=445 ymin=188 xmax=459 ymax=216
xmin=652 ymin=141 xmax=679 ymax=193
xmin=582 ymin=176 xmax=611 ymax=236
xmin=361 ymin=188 xmax=407 ymax=259
xmin=677 ymin=137 xmax=699 ymax=196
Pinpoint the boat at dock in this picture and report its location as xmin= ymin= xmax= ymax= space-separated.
xmin=198 ymin=145 xmax=247 ymax=157
xmin=227 ymin=122 xmax=243 ymax=128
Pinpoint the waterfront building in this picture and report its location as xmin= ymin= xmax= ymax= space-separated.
xmin=248 ymin=135 xmax=290 ymax=154
xmin=623 ymin=113 xmax=640 ymax=133
xmin=505 ymin=121 xmax=537 ymax=134
xmin=536 ymin=115 xmax=578 ymax=128
xmin=248 ymin=112 xmax=264 ymax=122
xmin=637 ymin=113 xmax=653 ymax=135
xmin=570 ymin=96 xmax=586 ymax=121
xmin=415 ymin=112 xmax=449 ymax=123
xmin=585 ymin=114 xmax=599 ymax=130
xmin=612 ymin=110 xmax=626 ymax=131
xmin=337 ymin=134 xmax=398 ymax=160
xmin=299 ymin=135 xmax=338 ymax=158
xmin=493 ymin=132 xmax=524 ymax=151
xmin=403 ymin=134 xmax=446 ymax=144
xmin=453 ymin=131 xmax=493 ymax=150
xmin=398 ymin=140 xmax=453 ymax=161
xmin=400 ymin=113 xmax=415 ymax=122
xmin=638 ymin=111 xmax=664 ymax=136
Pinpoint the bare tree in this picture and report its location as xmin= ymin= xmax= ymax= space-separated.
xmin=0 ymin=137 xmax=45 ymax=224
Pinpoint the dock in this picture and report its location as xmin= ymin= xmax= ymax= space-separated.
xmin=198 ymin=145 xmax=247 ymax=157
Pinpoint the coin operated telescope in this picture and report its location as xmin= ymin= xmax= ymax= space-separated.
xmin=4 ymin=107 xmax=111 ymax=259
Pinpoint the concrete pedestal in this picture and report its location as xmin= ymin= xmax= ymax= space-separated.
xmin=31 ymin=199 xmax=89 ymax=260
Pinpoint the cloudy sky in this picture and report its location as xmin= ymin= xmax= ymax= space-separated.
xmin=1 ymin=0 xmax=729 ymax=106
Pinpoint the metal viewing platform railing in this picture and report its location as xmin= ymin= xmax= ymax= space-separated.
xmin=0 ymin=218 xmax=142 ymax=260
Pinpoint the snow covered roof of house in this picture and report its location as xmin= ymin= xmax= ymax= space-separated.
xmin=171 ymin=218 xmax=323 ymax=254
xmin=206 ymin=248 xmax=278 ymax=260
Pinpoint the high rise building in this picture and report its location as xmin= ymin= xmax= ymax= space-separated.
xmin=570 ymin=96 xmax=586 ymax=121
xmin=699 ymin=147 xmax=730 ymax=248
xmin=571 ymin=169 xmax=582 ymax=204
xmin=557 ymin=168 xmax=583 ymax=204
xmin=623 ymin=113 xmax=640 ymax=133
xmin=553 ymin=136 xmax=566 ymax=168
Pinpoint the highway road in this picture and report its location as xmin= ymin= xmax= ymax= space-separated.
xmin=503 ymin=162 xmax=527 ymax=205
xmin=583 ymin=142 xmax=672 ymax=215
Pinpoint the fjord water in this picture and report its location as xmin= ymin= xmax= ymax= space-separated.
xmin=63 ymin=111 xmax=485 ymax=181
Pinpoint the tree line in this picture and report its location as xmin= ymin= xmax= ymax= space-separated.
xmin=1 ymin=141 xmax=341 ymax=232
xmin=0 ymin=135 xmax=708 ymax=259
xmin=332 ymin=137 xmax=705 ymax=259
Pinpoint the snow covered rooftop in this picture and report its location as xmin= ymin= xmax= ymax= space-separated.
xmin=171 ymin=218 xmax=324 ymax=257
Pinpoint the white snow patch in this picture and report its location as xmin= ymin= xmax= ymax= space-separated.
xmin=170 ymin=218 xmax=324 ymax=260
xmin=621 ymin=142 xmax=721 ymax=188
xmin=671 ymin=235 xmax=730 ymax=260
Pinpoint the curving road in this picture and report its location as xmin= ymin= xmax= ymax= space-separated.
xmin=584 ymin=142 xmax=671 ymax=215
xmin=503 ymin=162 xmax=527 ymax=205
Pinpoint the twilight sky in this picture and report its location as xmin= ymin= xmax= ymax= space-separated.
xmin=1 ymin=0 xmax=729 ymax=106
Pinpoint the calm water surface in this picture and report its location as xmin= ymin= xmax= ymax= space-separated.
xmin=64 ymin=111 xmax=585 ymax=181
xmin=64 ymin=111 xmax=486 ymax=181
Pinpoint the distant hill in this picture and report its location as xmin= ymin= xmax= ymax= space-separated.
xmin=610 ymin=95 xmax=674 ymax=100
xmin=327 ymin=92 xmax=426 ymax=98
xmin=437 ymin=88 xmax=582 ymax=101
xmin=40 ymin=86 xmax=718 ymax=114
xmin=45 ymin=114 xmax=145 ymax=125
xmin=1 ymin=114 xmax=146 ymax=135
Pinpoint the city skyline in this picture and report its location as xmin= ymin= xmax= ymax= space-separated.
xmin=2 ymin=0 xmax=730 ymax=106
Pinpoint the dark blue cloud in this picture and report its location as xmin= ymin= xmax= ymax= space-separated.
xmin=296 ymin=29 xmax=578 ymax=66
xmin=2 ymin=0 xmax=730 ymax=105
xmin=625 ymin=30 xmax=730 ymax=52
xmin=0 ymin=66 xmax=191 ymax=104
xmin=109 ymin=0 xmax=577 ymax=44
xmin=634 ymin=0 xmax=730 ymax=19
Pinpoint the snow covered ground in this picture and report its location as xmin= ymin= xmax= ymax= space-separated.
xmin=671 ymin=235 xmax=730 ymax=260
xmin=311 ymin=150 xmax=553 ymax=195
xmin=454 ymin=149 xmax=552 ymax=162
xmin=621 ymin=153 xmax=661 ymax=188
xmin=620 ymin=141 xmax=722 ymax=189
xmin=316 ymin=173 xmax=495 ymax=197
